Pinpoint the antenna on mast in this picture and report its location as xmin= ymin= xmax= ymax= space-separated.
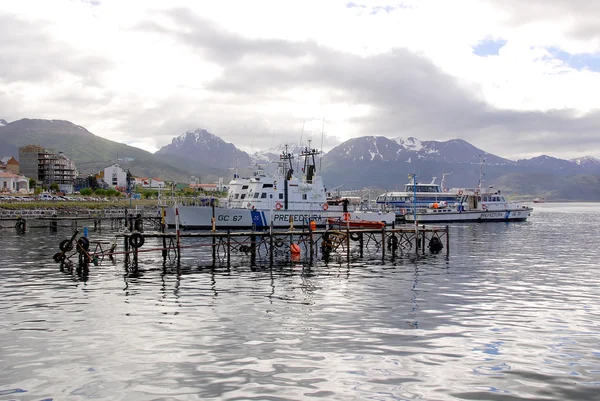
xmin=319 ymin=117 xmax=324 ymax=173
xmin=297 ymin=121 xmax=306 ymax=173
xmin=477 ymin=155 xmax=485 ymax=191
xmin=441 ymin=171 xmax=453 ymax=191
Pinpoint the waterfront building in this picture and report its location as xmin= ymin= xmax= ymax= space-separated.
xmin=0 ymin=171 xmax=29 ymax=193
xmin=18 ymin=145 xmax=78 ymax=193
xmin=103 ymin=164 xmax=128 ymax=189
xmin=0 ymin=156 xmax=19 ymax=174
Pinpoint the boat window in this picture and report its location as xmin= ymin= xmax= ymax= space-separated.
xmin=242 ymin=185 xmax=248 ymax=189
xmin=262 ymin=184 xmax=273 ymax=188
xmin=254 ymin=193 xmax=260 ymax=198
xmin=279 ymin=193 xmax=283 ymax=199
xmin=478 ymin=196 xmax=481 ymax=201
xmin=234 ymin=194 xmax=239 ymax=199
xmin=302 ymin=194 xmax=307 ymax=200
xmin=241 ymin=194 xmax=246 ymax=199
xmin=501 ymin=196 xmax=506 ymax=202
xmin=261 ymin=193 xmax=267 ymax=198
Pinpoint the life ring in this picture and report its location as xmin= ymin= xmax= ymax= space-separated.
xmin=323 ymin=203 xmax=329 ymax=211
xmin=275 ymin=202 xmax=283 ymax=210
xmin=350 ymin=232 xmax=361 ymax=241
xmin=482 ymin=204 xmax=487 ymax=211
xmin=129 ymin=233 xmax=145 ymax=248
xmin=14 ymin=220 xmax=25 ymax=231
xmin=343 ymin=212 xmax=351 ymax=221
xmin=274 ymin=238 xmax=284 ymax=248
xmin=59 ymin=239 xmax=73 ymax=252
xmin=458 ymin=190 xmax=463 ymax=195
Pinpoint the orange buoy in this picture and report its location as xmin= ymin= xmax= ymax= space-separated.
xmin=310 ymin=221 xmax=317 ymax=230
xmin=290 ymin=243 xmax=301 ymax=254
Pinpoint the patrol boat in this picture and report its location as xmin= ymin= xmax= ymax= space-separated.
xmin=167 ymin=146 xmax=395 ymax=229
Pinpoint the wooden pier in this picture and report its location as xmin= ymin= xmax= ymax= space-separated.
xmin=2 ymin=213 xmax=163 ymax=232
xmin=114 ymin=225 xmax=449 ymax=269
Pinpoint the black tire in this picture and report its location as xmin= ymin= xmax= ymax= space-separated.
xmin=387 ymin=235 xmax=399 ymax=250
xmin=429 ymin=237 xmax=443 ymax=253
xmin=240 ymin=245 xmax=250 ymax=254
xmin=53 ymin=252 xmax=64 ymax=263
xmin=77 ymin=237 xmax=90 ymax=251
xmin=59 ymin=239 xmax=73 ymax=252
xmin=350 ymin=232 xmax=361 ymax=241
xmin=14 ymin=220 xmax=25 ymax=230
xmin=129 ymin=233 xmax=145 ymax=248
xmin=274 ymin=239 xmax=284 ymax=248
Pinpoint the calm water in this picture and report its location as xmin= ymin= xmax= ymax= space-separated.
xmin=1 ymin=203 xmax=600 ymax=401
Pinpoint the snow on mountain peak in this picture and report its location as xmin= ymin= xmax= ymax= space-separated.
xmin=571 ymin=155 xmax=600 ymax=165
xmin=393 ymin=136 xmax=424 ymax=151
xmin=171 ymin=128 xmax=219 ymax=148
xmin=0 ymin=119 xmax=7 ymax=127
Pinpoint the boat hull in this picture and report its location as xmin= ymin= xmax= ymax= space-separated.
xmin=167 ymin=206 xmax=395 ymax=230
xmin=404 ymin=208 xmax=532 ymax=223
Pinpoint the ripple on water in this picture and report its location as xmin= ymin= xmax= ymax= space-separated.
xmin=1 ymin=206 xmax=600 ymax=400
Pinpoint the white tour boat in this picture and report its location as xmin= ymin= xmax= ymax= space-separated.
xmin=403 ymin=187 xmax=533 ymax=223
xmin=166 ymin=146 xmax=395 ymax=229
xmin=402 ymin=158 xmax=533 ymax=223
xmin=375 ymin=173 xmax=458 ymax=218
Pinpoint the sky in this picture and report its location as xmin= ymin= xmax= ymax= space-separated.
xmin=1 ymin=0 xmax=600 ymax=161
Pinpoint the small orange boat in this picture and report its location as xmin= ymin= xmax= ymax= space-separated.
xmin=326 ymin=217 xmax=385 ymax=229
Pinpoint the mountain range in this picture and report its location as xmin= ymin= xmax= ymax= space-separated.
xmin=1 ymin=118 xmax=599 ymax=200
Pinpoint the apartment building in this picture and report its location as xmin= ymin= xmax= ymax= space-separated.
xmin=19 ymin=145 xmax=78 ymax=193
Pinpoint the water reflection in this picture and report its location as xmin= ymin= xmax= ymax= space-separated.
xmin=1 ymin=206 xmax=600 ymax=400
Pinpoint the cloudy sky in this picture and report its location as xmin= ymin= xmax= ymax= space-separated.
xmin=2 ymin=0 xmax=600 ymax=160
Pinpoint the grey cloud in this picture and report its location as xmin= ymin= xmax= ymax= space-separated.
xmin=137 ymin=8 xmax=314 ymax=64
xmin=0 ymin=12 xmax=113 ymax=85
xmin=2 ymin=5 xmax=599 ymax=161
xmin=132 ymin=8 xmax=600 ymax=159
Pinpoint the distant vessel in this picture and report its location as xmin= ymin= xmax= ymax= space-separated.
xmin=404 ymin=188 xmax=533 ymax=223
xmin=375 ymin=173 xmax=457 ymax=217
xmin=533 ymin=197 xmax=545 ymax=203
xmin=404 ymin=160 xmax=532 ymax=223
xmin=167 ymin=146 xmax=395 ymax=229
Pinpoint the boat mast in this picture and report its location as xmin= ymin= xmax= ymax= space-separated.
xmin=441 ymin=171 xmax=453 ymax=191
xmin=301 ymin=139 xmax=320 ymax=184
xmin=477 ymin=156 xmax=485 ymax=192
xmin=280 ymin=144 xmax=294 ymax=210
